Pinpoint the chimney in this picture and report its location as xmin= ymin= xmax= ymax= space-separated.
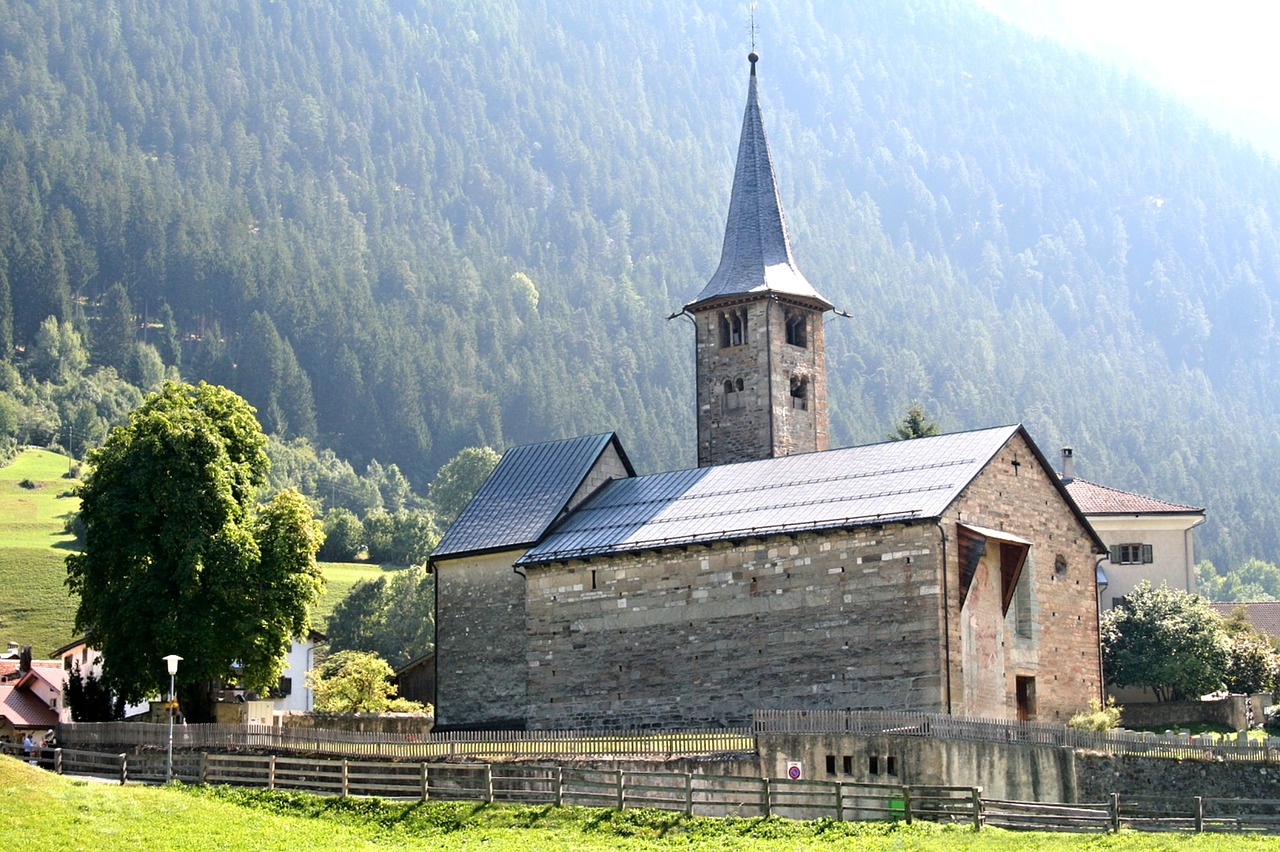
xmin=1061 ymin=447 xmax=1075 ymax=483
xmin=19 ymin=645 xmax=31 ymax=673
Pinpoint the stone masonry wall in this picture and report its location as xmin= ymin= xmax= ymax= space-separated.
xmin=942 ymin=431 xmax=1103 ymax=721
xmin=694 ymin=298 xmax=826 ymax=466
xmin=523 ymin=523 xmax=947 ymax=729
xmin=434 ymin=549 xmax=527 ymax=729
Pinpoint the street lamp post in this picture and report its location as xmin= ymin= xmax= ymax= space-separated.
xmin=162 ymin=654 xmax=182 ymax=782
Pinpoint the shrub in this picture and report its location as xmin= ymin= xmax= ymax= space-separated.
xmin=1068 ymin=697 xmax=1122 ymax=731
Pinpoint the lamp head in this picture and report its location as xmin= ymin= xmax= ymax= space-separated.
xmin=162 ymin=654 xmax=183 ymax=676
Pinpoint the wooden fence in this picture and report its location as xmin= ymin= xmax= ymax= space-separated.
xmin=59 ymin=722 xmax=753 ymax=759
xmin=9 ymin=742 xmax=1280 ymax=833
xmin=754 ymin=709 xmax=1280 ymax=763
xmin=59 ymin=712 xmax=1280 ymax=765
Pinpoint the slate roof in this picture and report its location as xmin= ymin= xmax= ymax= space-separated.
xmin=684 ymin=54 xmax=832 ymax=312
xmin=518 ymin=425 xmax=1048 ymax=566
xmin=1208 ymin=601 xmax=1280 ymax=637
xmin=1064 ymin=478 xmax=1203 ymax=516
xmin=432 ymin=433 xmax=634 ymax=560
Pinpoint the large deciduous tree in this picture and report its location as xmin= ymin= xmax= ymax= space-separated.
xmin=1101 ymin=581 xmax=1230 ymax=701
xmin=65 ymin=381 xmax=324 ymax=720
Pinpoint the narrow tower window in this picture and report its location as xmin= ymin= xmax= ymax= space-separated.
xmin=785 ymin=311 xmax=808 ymax=348
xmin=790 ymin=375 xmax=808 ymax=410
xmin=718 ymin=313 xmax=731 ymax=348
xmin=731 ymin=310 xmax=746 ymax=345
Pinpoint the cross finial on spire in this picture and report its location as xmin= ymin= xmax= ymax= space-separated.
xmin=749 ymin=3 xmax=758 ymax=53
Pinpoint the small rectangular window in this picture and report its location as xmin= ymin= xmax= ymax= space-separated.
xmin=869 ymin=755 xmax=879 ymax=775
xmin=886 ymin=756 xmax=897 ymax=776
xmin=1112 ymin=544 xmax=1151 ymax=565
xmin=842 ymin=755 xmax=853 ymax=775
xmin=825 ymin=754 xmax=836 ymax=776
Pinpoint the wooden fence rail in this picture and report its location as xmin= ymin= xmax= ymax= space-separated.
xmin=7 ymin=744 xmax=1280 ymax=835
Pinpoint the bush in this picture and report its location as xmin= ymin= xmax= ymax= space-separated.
xmin=1068 ymin=697 xmax=1122 ymax=731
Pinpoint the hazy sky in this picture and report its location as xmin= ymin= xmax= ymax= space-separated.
xmin=970 ymin=0 xmax=1280 ymax=155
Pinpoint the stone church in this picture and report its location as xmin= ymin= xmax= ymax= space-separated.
xmin=430 ymin=54 xmax=1106 ymax=731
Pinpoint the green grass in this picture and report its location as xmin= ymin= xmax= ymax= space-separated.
xmin=2 ymin=758 xmax=1274 ymax=852
xmin=0 ymin=448 xmax=80 ymax=550
xmin=313 ymin=561 xmax=397 ymax=630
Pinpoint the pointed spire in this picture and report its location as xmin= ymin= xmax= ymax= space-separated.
xmin=686 ymin=53 xmax=831 ymax=312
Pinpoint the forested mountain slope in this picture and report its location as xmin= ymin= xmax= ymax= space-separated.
xmin=1 ymin=0 xmax=1279 ymax=570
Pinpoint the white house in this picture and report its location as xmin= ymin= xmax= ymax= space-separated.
xmin=1060 ymin=447 xmax=1206 ymax=610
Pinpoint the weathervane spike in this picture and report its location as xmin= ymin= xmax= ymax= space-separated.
xmin=749 ymin=3 xmax=758 ymax=53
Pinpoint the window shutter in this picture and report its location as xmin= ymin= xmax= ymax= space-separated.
xmin=1110 ymin=545 xmax=1121 ymax=563
xmin=1142 ymin=544 xmax=1153 ymax=564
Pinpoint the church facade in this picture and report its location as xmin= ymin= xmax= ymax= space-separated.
xmin=430 ymin=55 xmax=1106 ymax=731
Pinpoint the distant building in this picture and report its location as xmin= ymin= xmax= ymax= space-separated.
xmin=1208 ymin=601 xmax=1280 ymax=639
xmin=1059 ymin=447 xmax=1205 ymax=610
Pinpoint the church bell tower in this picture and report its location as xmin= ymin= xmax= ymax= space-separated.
xmin=684 ymin=53 xmax=833 ymax=468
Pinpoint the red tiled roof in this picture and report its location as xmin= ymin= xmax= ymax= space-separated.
xmin=1064 ymin=478 xmax=1203 ymax=516
xmin=1209 ymin=601 xmax=1280 ymax=638
xmin=0 ymin=684 xmax=57 ymax=729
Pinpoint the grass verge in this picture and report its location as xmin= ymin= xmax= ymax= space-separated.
xmin=3 ymin=757 xmax=1277 ymax=852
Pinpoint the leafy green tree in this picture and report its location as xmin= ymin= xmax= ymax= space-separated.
xmin=325 ymin=565 xmax=434 ymax=667
xmin=887 ymin=403 xmax=940 ymax=441
xmin=362 ymin=509 xmax=437 ymax=565
xmin=307 ymin=649 xmax=424 ymax=713
xmin=1101 ymin=581 xmax=1230 ymax=701
xmin=1221 ymin=606 xmax=1280 ymax=696
xmin=65 ymin=381 xmax=325 ymax=721
xmin=30 ymin=316 xmax=88 ymax=384
xmin=429 ymin=446 xmax=500 ymax=527
xmin=318 ymin=508 xmax=364 ymax=562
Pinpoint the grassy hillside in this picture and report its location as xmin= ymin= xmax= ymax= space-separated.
xmin=0 ymin=449 xmax=386 ymax=656
xmin=0 ymin=758 xmax=1247 ymax=852
xmin=0 ymin=449 xmax=81 ymax=654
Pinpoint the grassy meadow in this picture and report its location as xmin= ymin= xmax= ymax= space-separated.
xmin=0 ymin=448 xmax=388 ymax=655
xmin=4 ymin=758 xmax=1278 ymax=852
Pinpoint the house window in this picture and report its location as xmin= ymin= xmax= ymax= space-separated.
xmin=826 ymin=754 xmax=837 ymax=775
xmin=1111 ymin=544 xmax=1153 ymax=565
xmin=785 ymin=311 xmax=808 ymax=348
xmin=789 ymin=375 xmax=808 ymax=410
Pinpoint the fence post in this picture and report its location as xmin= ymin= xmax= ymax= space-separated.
xmin=199 ymin=753 xmax=208 ymax=785
xmin=54 ymin=748 xmax=62 ymax=775
xmin=834 ymin=781 xmax=844 ymax=821
xmin=1110 ymin=792 xmax=1120 ymax=833
xmin=971 ymin=786 xmax=983 ymax=831
xmin=615 ymin=770 xmax=624 ymax=810
xmin=268 ymin=755 xmax=277 ymax=790
xmin=763 ymin=778 xmax=771 ymax=817
xmin=554 ymin=767 xmax=563 ymax=807
xmin=903 ymin=785 xmax=913 ymax=824
xmin=420 ymin=763 xmax=429 ymax=801
xmin=1194 ymin=796 xmax=1204 ymax=833
xmin=118 ymin=753 xmax=127 ymax=785
xmin=484 ymin=764 xmax=494 ymax=803
xmin=342 ymin=759 xmax=350 ymax=797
